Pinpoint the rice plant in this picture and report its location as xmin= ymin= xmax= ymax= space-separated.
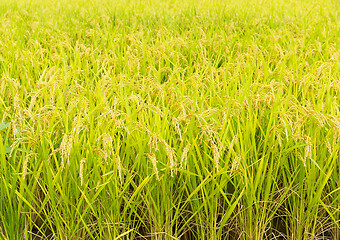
xmin=0 ymin=0 xmax=339 ymax=239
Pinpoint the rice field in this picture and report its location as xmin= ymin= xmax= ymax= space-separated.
xmin=0 ymin=0 xmax=340 ymax=239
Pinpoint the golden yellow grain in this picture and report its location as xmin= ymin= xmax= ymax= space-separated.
xmin=277 ymin=133 xmax=282 ymax=147
xmin=172 ymin=118 xmax=183 ymax=142
xmin=79 ymin=158 xmax=86 ymax=186
xmin=148 ymin=152 xmax=160 ymax=181
xmin=116 ymin=154 xmax=123 ymax=184
xmin=162 ymin=140 xmax=177 ymax=176
xmin=326 ymin=138 xmax=332 ymax=154
xmin=279 ymin=118 xmax=290 ymax=142
xmin=71 ymin=116 xmax=83 ymax=140
xmin=180 ymin=144 xmax=191 ymax=170
xmin=230 ymin=155 xmax=242 ymax=174
xmin=13 ymin=93 xmax=21 ymax=112
xmin=29 ymin=90 xmax=40 ymax=110
xmin=148 ymin=132 xmax=161 ymax=152
xmin=199 ymin=125 xmax=222 ymax=171
xmin=211 ymin=143 xmax=220 ymax=172
xmin=8 ymin=138 xmax=21 ymax=158
xmin=101 ymin=133 xmax=113 ymax=165
xmin=304 ymin=136 xmax=312 ymax=165
xmin=60 ymin=133 xmax=73 ymax=168
xmin=229 ymin=134 xmax=238 ymax=151
xmin=23 ymin=154 xmax=34 ymax=180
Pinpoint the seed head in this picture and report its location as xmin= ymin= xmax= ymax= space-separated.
xmin=162 ymin=140 xmax=177 ymax=176
xmin=229 ymin=135 xmax=238 ymax=150
xmin=148 ymin=152 xmax=160 ymax=181
xmin=230 ymin=155 xmax=242 ymax=175
xmin=116 ymin=154 xmax=122 ymax=184
xmin=79 ymin=158 xmax=86 ymax=186
xmin=180 ymin=144 xmax=191 ymax=169
xmin=101 ymin=133 xmax=113 ymax=165
xmin=304 ymin=136 xmax=312 ymax=165
xmin=212 ymin=143 xmax=220 ymax=172
xmin=60 ymin=133 xmax=73 ymax=167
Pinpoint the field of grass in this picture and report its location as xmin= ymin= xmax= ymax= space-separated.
xmin=0 ymin=0 xmax=340 ymax=239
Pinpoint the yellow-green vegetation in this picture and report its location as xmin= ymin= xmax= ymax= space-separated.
xmin=1 ymin=0 xmax=340 ymax=239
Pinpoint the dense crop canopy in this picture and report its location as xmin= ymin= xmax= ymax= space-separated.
xmin=0 ymin=0 xmax=340 ymax=239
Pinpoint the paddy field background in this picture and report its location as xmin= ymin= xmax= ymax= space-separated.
xmin=0 ymin=0 xmax=340 ymax=239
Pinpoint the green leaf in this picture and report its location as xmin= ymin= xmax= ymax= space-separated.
xmin=5 ymin=146 xmax=11 ymax=154
xmin=0 ymin=122 xmax=10 ymax=131
xmin=4 ymin=146 xmax=33 ymax=154
xmin=16 ymin=148 xmax=33 ymax=154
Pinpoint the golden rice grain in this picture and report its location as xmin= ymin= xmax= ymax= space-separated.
xmin=148 ymin=152 xmax=160 ymax=181
xmin=162 ymin=140 xmax=177 ymax=176
xmin=180 ymin=144 xmax=191 ymax=169
xmin=230 ymin=155 xmax=242 ymax=174
xmin=116 ymin=154 xmax=123 ymax=184
xmin=211 ymin=143 xmax=220 ymax=172
xmin=79 ymin=158 xmax=86 ymax=186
